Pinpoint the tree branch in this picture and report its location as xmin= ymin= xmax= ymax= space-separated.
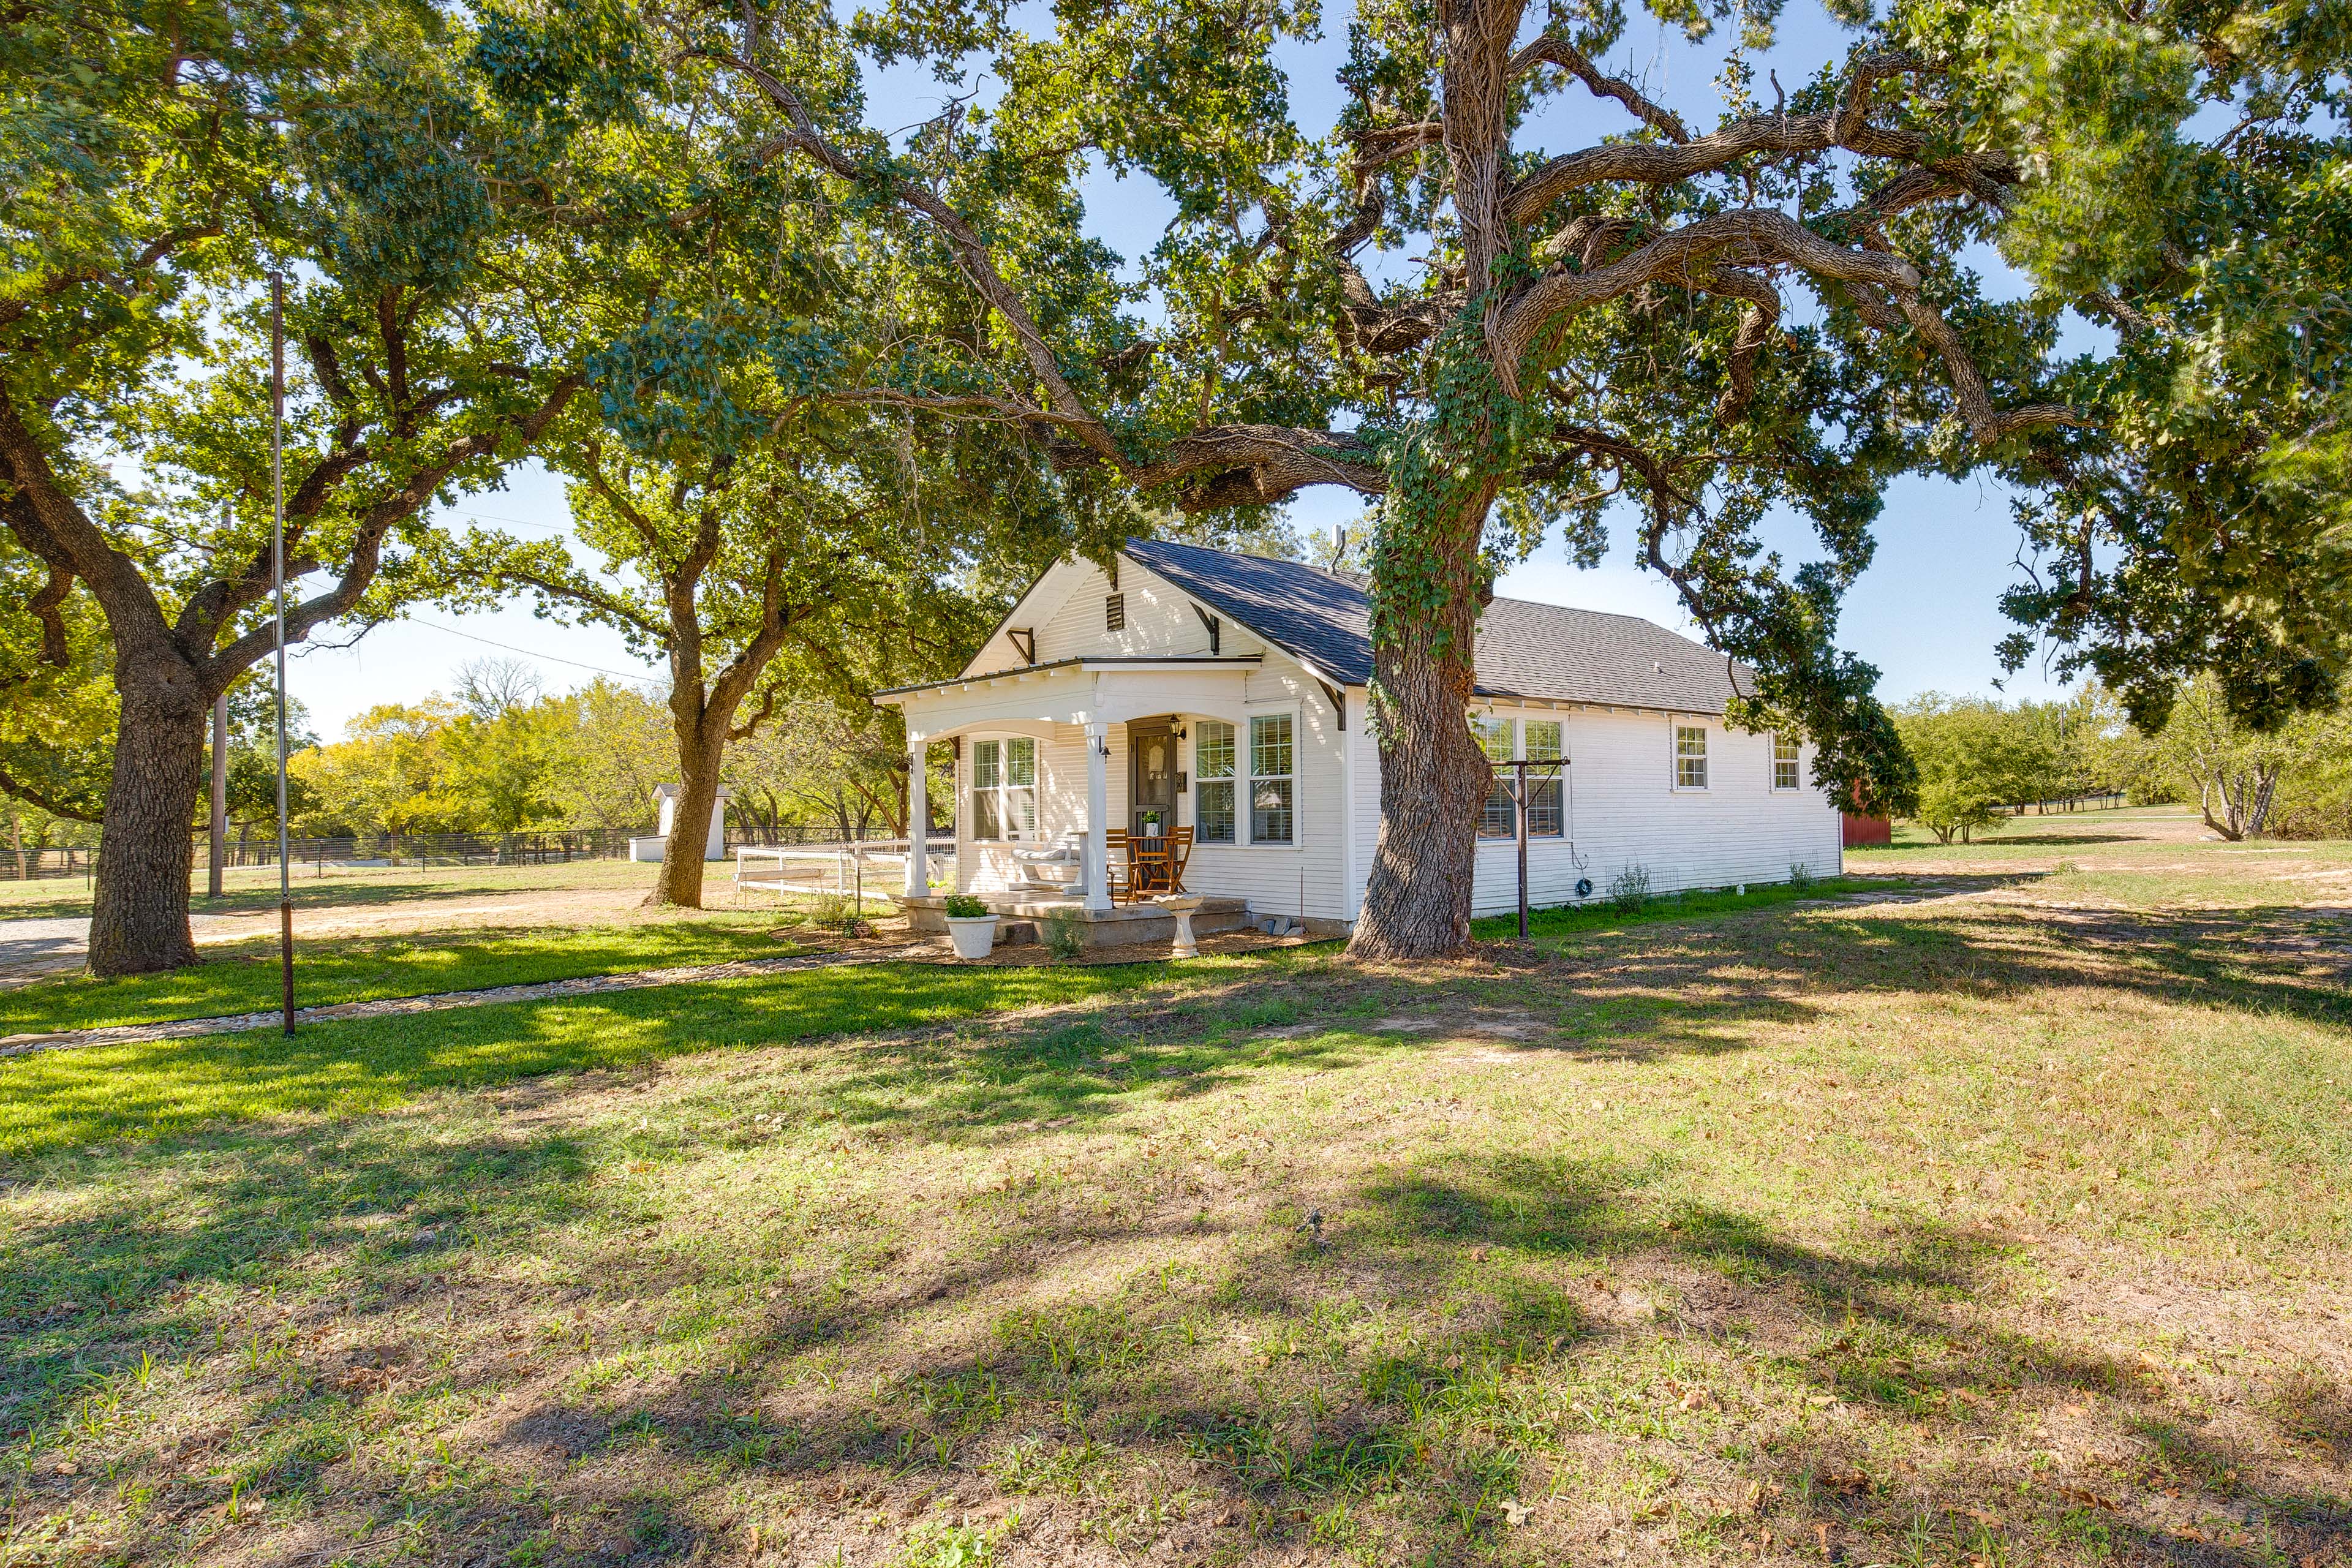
xmin=204 ymin=375 xmax=583 ymax=680
xmin=0 ymin=760 xmax=102 ymax=823
xmin=1507 ymin=34 xmax=1689 ymax=143
xmin=1506 ymin=53 xmax=1928 ymax=225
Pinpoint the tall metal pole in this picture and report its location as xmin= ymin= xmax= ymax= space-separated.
xmin=271 ymin=273 xmax=294 ymax=1036
xmin=209 ymin=692 xmax=228 ymax=899
xmin=1513 ymin=759 xmax=1529 ymax=941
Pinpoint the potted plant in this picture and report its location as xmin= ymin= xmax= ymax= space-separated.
xmin=941 ymin=893 xmax=997 ymax=959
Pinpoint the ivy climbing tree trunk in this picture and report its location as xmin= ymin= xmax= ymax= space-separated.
xmin=1355 ymin=487 xmax=1500 ymax=959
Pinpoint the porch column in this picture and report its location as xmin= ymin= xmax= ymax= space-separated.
xmin=904 ymin=729 xmax=929 ymax=898
xmin=1083 ymin=720 xmax=1112 ymax=911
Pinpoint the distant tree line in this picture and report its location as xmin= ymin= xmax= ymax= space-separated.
xmin=279 ymin=657 xmax=945 ymax=845
xmin=1894 ymin=683 xmax=2352 ymax=844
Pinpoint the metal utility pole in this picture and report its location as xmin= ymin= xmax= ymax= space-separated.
xmin=209 ymin=495 xmax=232 ymax=900
xmin=270 ymin=272 xmax=294 ymax=1035
xmin=209 ymin=692 xmax=228 ymax=899
xmin=1513 ymin=760 xmax=1529 ymax=941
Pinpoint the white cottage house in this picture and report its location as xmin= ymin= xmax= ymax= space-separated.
xmin=876 ymin=538 xmax=1842 ymax=939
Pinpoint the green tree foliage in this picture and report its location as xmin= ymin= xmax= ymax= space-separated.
xmin=2143 ymin=674 xmax=2348 ymax=841
xmin=628 ymin=0 xmax=2106 ymax=954
xmin=1962 ymin=0 xmax=2352 ymax=729
xmin=1 ymin=0 xmax=644 ymax=970
xmin=0 ymin=531 xmax=112 ymax=822
xmin=724 ymin=688 xmax=925 ymax=842
xmin=1894 ymin=695 xmax=2056 ymax=843
xmin=547 ymin=678 xmax=673 ymax=833
xmin=288 ymin=671 xmax=671 ymax=839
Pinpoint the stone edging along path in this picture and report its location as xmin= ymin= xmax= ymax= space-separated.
xmin=0 ymin=943 xmax=943 ymax=1060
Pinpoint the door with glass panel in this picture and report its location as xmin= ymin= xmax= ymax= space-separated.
xmin=1129 ymin=721 xmax=1179 ymax=837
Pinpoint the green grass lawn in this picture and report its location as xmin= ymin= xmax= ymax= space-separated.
xmin=1468 ymin=873 xmax=1880 ymax=944
xmin=0 ymin=854 xmax=663 ymax=921
xmin=6 ymin=870 xmax=1881 ymax=1042
xmin=0 ymin=915 xmax=821 ymax=1039
xmin=2 ymin=822 xmax=2348 ymax=1566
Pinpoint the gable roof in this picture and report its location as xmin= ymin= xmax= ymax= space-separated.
xmin=1121 ymin=536 xmax=1749 ymax=715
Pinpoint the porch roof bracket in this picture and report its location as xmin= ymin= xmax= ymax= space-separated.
xmin=1191 ymin=603 xmax=1221 ymax=654
xmin=1317 ymin=680 xmax=1346 ymax=730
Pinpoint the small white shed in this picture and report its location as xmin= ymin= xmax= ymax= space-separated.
xmin=873 ymin=538 xmax=1842 ymax=932
xmin=628 ymin=783 xmax=729 ymax=863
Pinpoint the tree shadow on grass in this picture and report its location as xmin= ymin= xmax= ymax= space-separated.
xmin=5 ymin=1066 xmax=2348 ymax=1567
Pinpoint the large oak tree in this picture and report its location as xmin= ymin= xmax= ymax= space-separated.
xmin=0 ymin=0 xmax=748 ymax=971
xmin=615 ymin=0 xmax=2088 ymax=957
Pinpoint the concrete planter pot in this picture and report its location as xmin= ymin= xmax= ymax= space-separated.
xmin=943 ymin=914 xmax=998 ymax=960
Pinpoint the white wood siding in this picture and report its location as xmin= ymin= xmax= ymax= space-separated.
xmin=955 ymin=725 xmax=1088 ymax=895
xmin=1349 ymin=704 xmax=1844 ymax=918
xmin=1170 ymin=662 xmax=1349 ymax=921
xmin=1032 ymin=563 xmax=1267 ymax=665
xmin=933 ymin=551 xmax=1844 ymax=926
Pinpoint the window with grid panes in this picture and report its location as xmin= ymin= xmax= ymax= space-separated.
xmin=969 ymin=737 xmax=1037 ymax=840
xmin=1773 ymin=733 xmax=1801 ymax=790
xmin=1525 ymin=720 xmax=1564 ymax=835
xmin=1248 ymin=714 xmax=1293 ymax=843
xmin=1193 ymin=720 xmax=1236 ymax=843
xmin=1472 ymin=715 xmax=1515 ymax=837
xmin=1675 ymin=724 xmax=1708 ymax=788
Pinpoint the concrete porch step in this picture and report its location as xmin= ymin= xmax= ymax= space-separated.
xmin=902 ymin=894 xmax=1252 ymax=951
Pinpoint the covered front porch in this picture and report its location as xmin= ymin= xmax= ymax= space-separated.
xmin=873 ymin=652 xmax=1352 ymax=937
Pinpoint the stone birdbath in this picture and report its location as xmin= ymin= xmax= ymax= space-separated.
xmin=1154 ymin=894 xmax=1207 ymax=959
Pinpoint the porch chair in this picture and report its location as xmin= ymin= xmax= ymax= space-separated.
xmin=1103 ymin=827 xmax=1135 ymax=905
xmin=1163 ymin=826 xmax=1193 ymax=895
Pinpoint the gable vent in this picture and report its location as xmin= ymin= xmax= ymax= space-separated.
xmin=1105 ymin=593 xmax=1126 ymax=631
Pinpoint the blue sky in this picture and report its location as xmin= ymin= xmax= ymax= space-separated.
xmin=282 ymin=2 xmax=2082 ymax=738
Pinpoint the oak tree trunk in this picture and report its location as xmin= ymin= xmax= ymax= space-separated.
xmin=651 ymin=712 xmax=726 ymax=909
xmin=1348 ymin=488 xmax=1499 ymax=960
xmin=88 ymin=648 xmax=211 ymax=974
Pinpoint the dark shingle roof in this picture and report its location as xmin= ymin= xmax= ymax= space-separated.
xmin=1122 ymin=536 xmax=1746 ymax=714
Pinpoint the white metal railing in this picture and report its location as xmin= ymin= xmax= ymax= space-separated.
xmin=731 ymin=838 xmax=956 ymax=904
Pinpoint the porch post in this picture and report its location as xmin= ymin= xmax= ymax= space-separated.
xmin=1083 ymin=720 xmax=1112 ymax=911
xmin=904 ymin=728 xmax=929 ymax=898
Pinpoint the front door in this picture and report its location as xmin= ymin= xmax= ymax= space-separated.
xmin=1130 ymin=722 xmax=1179 ymax=837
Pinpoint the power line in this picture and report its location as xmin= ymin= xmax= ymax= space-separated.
xmin=405 ymin=617 xmax=660 ymax=682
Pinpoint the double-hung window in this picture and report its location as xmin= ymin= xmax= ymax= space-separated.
xmin=970 ymin=737 xmax=1037 ymax=841
xmin=1249 ymin=714 xmax=1294 ymax=843
xmin=1525 ymin=720 xmax=1564 ymax=837
xmin=1773 ymin=733 xmax=1801 ymax=791
xmin=1674 ymin=723 xmax=1709 ymax=789
xmin=1193 ymin=715 xmax=1297 ymax=845
xmin=1473 ymin=715 xmax=1515 ymax=837
xmin=1194 ymin=721 xmax=1237 ymax=843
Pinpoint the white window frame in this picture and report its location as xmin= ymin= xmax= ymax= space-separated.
xmin=1523 ymin=718 xmax=1564 ymax=837
xmin=967 ymin=734 xmax=1039 ymax=842
xmin=1246 ymin=708 xmax=1298 ymax=846
xmin=1771 ymin=732 xmax=1802 ymax=792
xmin=1472 ymin=713 xmax=1516 ymax=839
xmin=1672 ymin=720 xmax=1710 ymax=791
xmin=1191 ymin=718 xmax=1239 ymax=846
